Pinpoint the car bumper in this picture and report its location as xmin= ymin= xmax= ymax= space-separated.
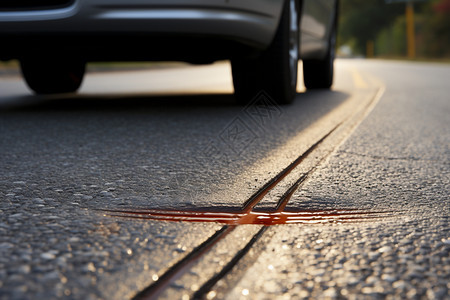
xmin=0 ymin=0 xmax=283 ymax=49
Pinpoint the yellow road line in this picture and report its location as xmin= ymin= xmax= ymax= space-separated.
xmin=351 ymin=67 xmax=369 ymax=89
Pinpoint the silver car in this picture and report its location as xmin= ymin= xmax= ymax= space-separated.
xmin=0 ymin=0 xmax=338 ymax=104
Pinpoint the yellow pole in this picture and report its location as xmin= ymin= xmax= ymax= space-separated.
xmin=366 ymin=40 xmax=374 ymax=58
xmin=406 ymin=2 xmax=416 ymax=59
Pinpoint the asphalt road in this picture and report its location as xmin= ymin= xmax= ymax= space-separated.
xmin=0 ymin=59 xmax=448 ymax=299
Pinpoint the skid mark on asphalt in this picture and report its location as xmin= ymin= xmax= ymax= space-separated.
xmin=104 ymin=208 xmax=392 ymax=225
xmin=102 ymin=85 xmax=387 ymax=299
xmin=103 ymin=120 xmax=345 ymax=225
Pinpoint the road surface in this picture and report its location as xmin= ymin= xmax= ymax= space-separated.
xmin=0 ymin=59 xmax=448 ymax=299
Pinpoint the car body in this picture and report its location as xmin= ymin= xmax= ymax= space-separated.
xmin=0 ymin=0 xmax=338 ymax=103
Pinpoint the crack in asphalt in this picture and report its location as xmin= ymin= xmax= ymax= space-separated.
xmin=103 ymin=86 xmax=387 ymax=299
xmin=188 ymin=87 xmax=389 ymax=299
xmin=103 ymin=123 xmax=344 ymax=299
xmin=132 ymin=226 xmax=235 ymax=300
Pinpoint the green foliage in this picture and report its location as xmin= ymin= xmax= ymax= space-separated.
xmin=376 ymin=16 xmax=407 ymax=56
xmin=339 ymin=0 xmax=450 ymax=58
xmin=419 ymin=1 xmax=450 ymax=57
xmin=338 ymin=0 xmax=404 ymax=54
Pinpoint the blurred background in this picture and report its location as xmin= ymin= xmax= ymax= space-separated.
xmin=338 ymin=0 xmax=450 ymax=60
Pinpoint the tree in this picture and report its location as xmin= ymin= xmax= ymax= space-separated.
xmin=419 ymin=0 xmax=450 ymax=57
xmin=339 ymin=0 xmax=450 ymax=58
xmin=339 ymin=0 xmax=404 ymax=54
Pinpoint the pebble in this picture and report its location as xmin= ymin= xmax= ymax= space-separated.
xmin=392 ymin=280 xmax=407 ymax=289
xmin=42 ymin=271 xmax=60 ymax=281
xmin=41 ymin=252 xmax=56 ymax=260
xmin=17 ymin=265 xmax=31 ymax=274
xmin=323 ymin=288 xmax=338 ymax=298
xmin=368 ymin=251 xmax=381 ymax=260
xmin=0 ymin=242 xmax=14 ymax=249
xmin=99 ymin=191 xmax=113 ymax=197
xmin=310 ymin=269 xmax=326 ymax=276
xmin=381 ymin=274 xmax=397 ymax=283
xmin=8 ymin=213 xmax=23 ymax=219
xmin=378 ymin=246 xmax=393 ymax=253
xmin=366 ymin=276 xmax=378 ymax=285
xmin=68 ymin=237 xmax=81 ymax=243
xmin=346 ymin=276 xmax=360 ymax=286
xmin=83 ymin=262 xmax=96 ymax=273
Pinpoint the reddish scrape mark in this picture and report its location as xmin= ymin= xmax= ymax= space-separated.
xmin=104 ymin=209 xmax=389 ymax=225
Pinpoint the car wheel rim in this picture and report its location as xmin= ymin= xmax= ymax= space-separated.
xmin=289 ymin=0 xmax=299 ymax=90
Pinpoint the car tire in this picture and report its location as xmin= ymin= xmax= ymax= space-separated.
xmin=231 ymin=0 xmax=299 ymax=105
xmin=20 ymin=56 xmax=85 ymax=94
xmin=303 ymin=12 xmax=337 ymax=90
